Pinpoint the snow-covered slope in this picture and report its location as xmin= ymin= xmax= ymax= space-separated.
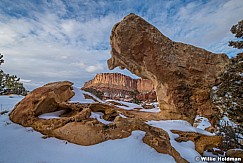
xmin=0 ymin=95 xmax=175 ymax=163
xmin=69 ymin=87 xmax=104 ymax=103
xmin=39 ymin=110 xmax=66 ymax=119
xmin=146 ymin=120 xmax=214 ymax=163
xmin=0 ymin=92 xmax=218 ymax=163
xmin=106 ymin=99 xmax=160 ymax=113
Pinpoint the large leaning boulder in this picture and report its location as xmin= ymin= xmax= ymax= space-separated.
xmin=108 ymin=13 xmax=230 ymax=124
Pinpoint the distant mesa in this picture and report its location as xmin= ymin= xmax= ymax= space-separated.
xmin=82 ymin=72 xmax=156 ymax=103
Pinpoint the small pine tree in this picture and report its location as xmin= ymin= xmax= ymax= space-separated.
xmin=229 ymin=20 xmax=243 ymax=49
xmin=0 ymin=53 xmax=27 ymax=95
xmin=0 ymin=53 xmax=4 ymax=65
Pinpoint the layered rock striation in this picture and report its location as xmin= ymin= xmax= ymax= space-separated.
xmin=137 ymin=78 xmax=154 ymax=93
xmin=84 ymin=73 xmax=137 ymax=91
xmin=83 ymin=73 xmax=156 ymax=102
xmin=108 ymin=13 xmax=230 ymax=124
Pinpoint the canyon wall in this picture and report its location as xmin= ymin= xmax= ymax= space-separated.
xmin=82 ymin=73 xmax=156 ymax=102
xmin=137 ymin=79 xmax=154 ymax=93
xmin=83 ymin=73 xmax=137 ymax=91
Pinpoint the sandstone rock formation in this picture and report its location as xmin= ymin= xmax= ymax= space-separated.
xmin=108 ymin=13 xmax=230 ymax=124
xmin=10 ymin=81 xmax=221 ymax=162
xmin=171 ymin=130 xmax=222 ymax=155
xmin=9 ymin=81 xmax=74 ymax=126
xmin=226 ymin=149 xmax=243 ymax=160
xmin=82 ymin=73 xmax=156 ymax=102
xmin=137 ymin=78 xmax=154 ymax=92
xmin=84 ymin=73 xmax=137 ymax=91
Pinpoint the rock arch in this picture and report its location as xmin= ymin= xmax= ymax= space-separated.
xmin=108 ymin=13 xmax=229 ymax=124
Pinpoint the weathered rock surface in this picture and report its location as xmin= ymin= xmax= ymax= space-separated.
xmin=10 ymin=81 xmax=221 ymax=162
xmin=226 ymin=149 xmax=243 ymax=161
xmin=9 ymin=81 xmax=74 ymax=126
xmin=82 ymin=73 xmax=156 ymax=102
xmin=171 ymin=130 xmax=222 ymax=155
xmin=137 ymin=78 xmax=154 ymax=92
xmin=108 ymin=13 xmax=230 ymax=124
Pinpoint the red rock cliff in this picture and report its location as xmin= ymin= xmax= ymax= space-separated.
xmin=82 ymin=73 xmax=156 ymax=102
xmin=83 ymin=73 xmax=154 ymax=93
xmin=137 ymin=79 xmax=154 ymax=93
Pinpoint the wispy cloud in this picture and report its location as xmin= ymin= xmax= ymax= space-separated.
xmin=85 ymin=64 xmax=104 ymax=73
xmin=151 ymin=0 xmax=243 ymax=55
xmin=0 ymin=0 xmax=242 ymax=90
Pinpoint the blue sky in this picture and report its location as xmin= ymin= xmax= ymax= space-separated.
xmin=0 ymin=0 xmax=242 ymax=90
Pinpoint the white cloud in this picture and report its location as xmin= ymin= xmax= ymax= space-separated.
xmin=155 ymin=0 xmax=243 ymax=55
xmin=0 ymin=0 xmax=242 ymax=90
xmin=19 ymin=79 xmax=31 ymax=83
xmin=85 ymin=64 xmax=104 ymax=73
xmin=72 ymin=61 xmax=86 ymax=68
xmin=0 ymin=5 xmax=115 ymax=90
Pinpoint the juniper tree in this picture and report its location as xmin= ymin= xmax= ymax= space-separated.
xmin=0 ymin=53 xmax=4 ymax=65
xmin=0 ymin=53 xmax=27 ymax=95
xmin=0 ymin=54 xmax=4 ymax=92
xmin=229 ymin=20 xmax=243 ymax=49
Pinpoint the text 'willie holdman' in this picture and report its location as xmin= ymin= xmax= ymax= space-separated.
xmin=195 ymin=156 xmax=242 ymax=162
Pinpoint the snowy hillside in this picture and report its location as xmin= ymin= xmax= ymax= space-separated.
xmin=0 ymin=92 xmax=219 ymax=163
xmin=0 ymin=95 xmax=175 ymax=163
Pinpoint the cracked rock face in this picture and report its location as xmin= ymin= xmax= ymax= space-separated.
xmin=108 ymin=13 xmax=230 ymax=124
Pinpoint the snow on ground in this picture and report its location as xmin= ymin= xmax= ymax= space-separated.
xmin=69 ymin=87 xmax=104 ymax=103
xmin=140 ymin=102 xmax=160 ymax=113
xmin=212 ymin=86 xmax=218 ymax=91
xmin=119 ymin=113 xmax=127 ymax=118
xmin=0 ymin=95 xmax=23 ymax=112
xmin=203 ymin=148 xmax=225 ymax=163
xmin=71 ymin=87 xmax=159 ymax=113
xmin=106 ymin=99 xmax=142 ymax=110
xmin=220 ymin=115 xmax=237 ymax=127
xmin=106 ymin=99 xmax=160 ymax=113
xmin=38 ymin=110 xmax=66 ymax=119
xmin=0 ymin=95 xmax=176 ymax=163
xmin=0 ymin=94 xmax=219 ymax=163
xmin=90 ymin=112 xmax=113 ymax=124
xmin=139 ymin=107 xmax=160 ymax=113
xmin=38 ymin=110 xmax=113 ymax=125
xmin=146 ymin=120 xmax=214 ymax=163
xmin=194 ymin=115 xmax=212 ymax=130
